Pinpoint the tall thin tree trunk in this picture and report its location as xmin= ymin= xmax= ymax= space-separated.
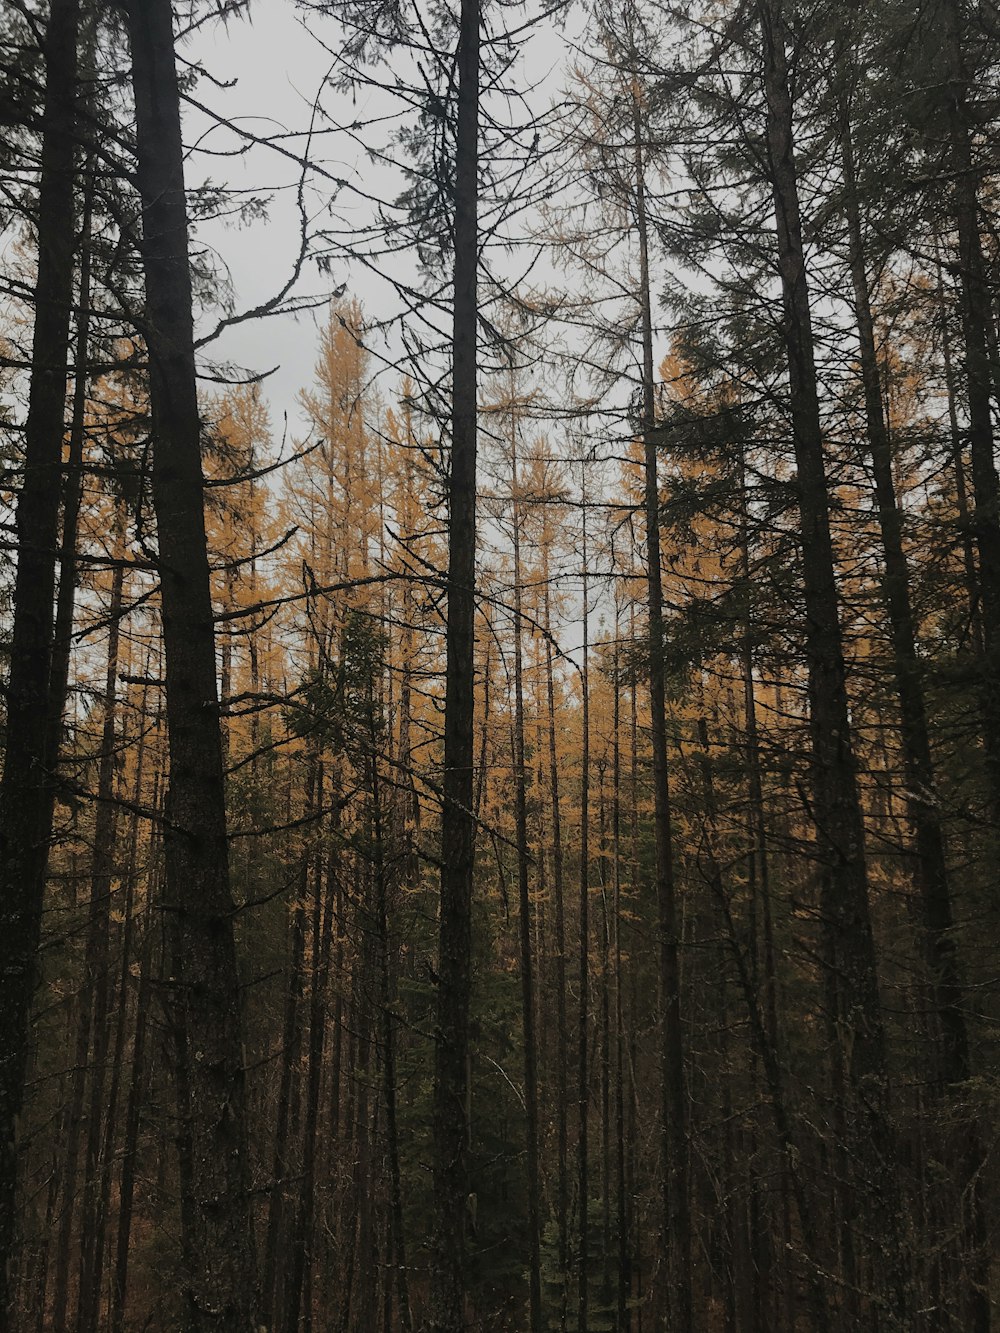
xmin=510 ymin=399 xmax=543 ymax=1333
xmin=940 ymin=0 xmax=1000 ymax=816
xmin=94 ymin=685 xmax=148 ymax=1333
xmin=841 ymin=109 xmax=970 ymax=1095
xmin=611 ymin=652 xmax=630 ymax=1333
xmin=935 ymin=248 xmax=984 ymax=652
xmin=431 ymin=0 xmax=480 ymax=1326
xmin=598 ymin=772 xmax=612 ymax=1310
xmin=630 ymin=76 xmax=691 ymax=1333
xmin=111 ymin=729 xmax=162 ymax=1333
xmin=75 ymin=538 xmax=126 ymax=1333
xmin=0 ymin=5 xmax=81 ymax=1317
xmin=125 ymin=3 xmax=258 ymax=1324
xmin=379 ymin=772 xmax=412 ymax=1333
xmin=840 ymin=104 xmax=988 ymax=1331
xmin=46 ymin=156 xmax=95 ymax=787
xmin=543 ymin=550 xmax=570 ymax=1328
xmin=736 ymin=452 xmax=781 ymax=1333
xmin=288 ymin=782 xmax=334 ymax=1333
xmin=757 ymin=2 xmax=909 ymax=1322
xmin=262 ymin=779 xmax=312 ymax=1330
xmin=577 ymin=498 xmax=591 ymax=1333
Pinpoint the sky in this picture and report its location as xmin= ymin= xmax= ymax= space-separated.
xmin=182 ymin=1 xmax=628 ymax=662
xmin=186 ymin=2 xmax=581 ymax=442
xmin=188 ymin=3 xmax=374 ymax=436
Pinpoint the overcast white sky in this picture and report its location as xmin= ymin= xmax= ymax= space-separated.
xmin=188 ymin=3 xmax=379 ymax=436
xmin=186 ymin=2 xmax=581 ymax=443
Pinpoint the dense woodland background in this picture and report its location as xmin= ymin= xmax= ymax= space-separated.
xmin=1 ymin=0 xmax=999 ymax=1330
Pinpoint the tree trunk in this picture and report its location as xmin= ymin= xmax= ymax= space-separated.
xmin=757 ymin=1 xmax=909 ymax=1322
xmin=112 ymin=747 xmax=162 ymax=1333
xmin=940 ymin=0 xmax=1000 ymax=816
xmin=74 ymin=540 xmax=126 ymax=1333
xmin=840 ymin=104 xmax=989 ymax=1330
xmin=46 ymin=157 xmax=95 ymax=788
xmin=510 ymin=403 xmax=543 ymax=1333
xmin=841 ymin=110 xmax=970 ymax=1093
xmin=631 ymin=82 xmax=692 ymax=1333
xmin=612 ymin=659 xmax=630 ymax=1333
xmin=0 ymin=4 xmax=81 ymax=1317
xmin=736 ymin=453 xmax=781 ymax=1333
xmin=378 ymin=761 xmax=413 ymax=1333
xmin=935 ymin=247 xmax=984 ymax=652
xmin=577 ymin=493 xmax=591 ymax=1333
xmin=543 ymin=549 xmax=570 ymax=1328
xmin=124 ymin=2 xmax=258 ymax=1325
xmin=288 ymin=788 xmax=334 ymax=1333
xmin=262 ymin=777 xmax=312 ymax=1330
xmin=430 ymin=0 xmax=480 ymax=1326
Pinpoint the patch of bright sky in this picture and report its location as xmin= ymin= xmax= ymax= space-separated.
xmin=186 ymin=1 xmax=583 ymax=443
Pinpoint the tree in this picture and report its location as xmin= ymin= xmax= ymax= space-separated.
xmin=431 ymin=3 xmax=480 ymax=1323
xmin=0 ymin=4 xmax=81 ymax=1320
xmin=755 ymin=1 xmax=910 ymax=1319
xmin=123 ymin=1 xmax=258 ymax=1325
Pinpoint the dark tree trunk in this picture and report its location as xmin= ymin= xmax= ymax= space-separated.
xmin=936 ymin=249 xmax=984 ymax=652
xmin=611 ymin=664 xmax=630 ymax=1333
xmin=124 ymin=2 xmax=258 ymax=1325
xmin=378 ymin=774 xmax=412 ymax=1333
xmin=631 ymin=85 xmax=692 ymax=1332
xmin=0 ymin=4 xmax=80 ymax=1318
xmin=841 ymin=112 xmax=970 ymax=1093
xmin=111 ymin=747 xmax=162 ymax=1333
xmin=737 ymin=454 xmax=781 ymax=1333
xmin=44 ymin=203 xmax=95 ymax=1330
xmin=430 ymin=0 xmax=479 ymax=1327
xmin=577 ymin=503 xmax=591 ymax=1333
xmin=287 ymin=806 xmax=334 ymax=1333
xmin=510 ymin=412 xmax=543 ymax=1333
xmin=261 ymin=763 xmax=312 ymax=1333
xmin=543 ymin=554 xmax=570 ymax=1328
xmin=940 ymin=0 xmax=1000 ymax=818
xmin=46 ymin=158 xmax=94 ymax=788
xmin=75 ymin=545 xmax=125 ymax=1333
xmin=840 ymin=105 xmax=989 ymax=1331
xmin=757 ymin=1 xmax=910 ymax=1322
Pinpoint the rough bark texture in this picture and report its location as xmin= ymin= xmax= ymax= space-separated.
xmin=576 ymin=506 xmax=590 ymax=1333
xmin=543 ymin=560 xmax=570 ymax=1326
xmin=841 ymin=114 xmax=969 ymax=1094
xmin=939 ymin=0 xmax=1000 ymax=818
xmin=125 ymin=2 xmax=258 ymax=1326
xmin=632 ymin=86 xmax=692 ymax=1333
xmin=430 ymin=1 xmax=479 ymax=1327
xmin=511 ymin=429 xmax=543 ymax=1333
xmin=757 ymin=0 xmax=910 ymax=1324
xmin=0 ymin=3 xmax=80 ymax=1322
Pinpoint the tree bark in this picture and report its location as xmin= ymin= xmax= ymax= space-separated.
xmin=940 ymin=0 xmax=1000 ymax=816
xmin=510 ymin=399 xmax=543 ymax=1333
xmin=111 ymin=736 xmax=162 ymax=1333
xmin=543 ymin=548 xmax=570 ymax=1328
xmin=75 ymin=540 xmax=126 ymax=1333
xmin=577 ymin=499 xmax=591 ymax=1333
xmin=839 ymin=106 xmax=990 ymax=1329
xmin=631 ymin=82 xmax=692 ymax=1333
xmin=0 ymin=4 xmax=81 ymax=1318
xmin=124 ymin=2 xmax=258 ymax=1325
xmin=841 ymin=111 xmax=970 ymax=1093
xmin=430 ymin=0 xmax=480 ymax=1326
xmin=757 ymin=2 xmax=910 ymax=1322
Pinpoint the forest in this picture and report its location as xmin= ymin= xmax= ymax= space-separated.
xmin=0 ymin=0 xmax=998 ymax=1329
